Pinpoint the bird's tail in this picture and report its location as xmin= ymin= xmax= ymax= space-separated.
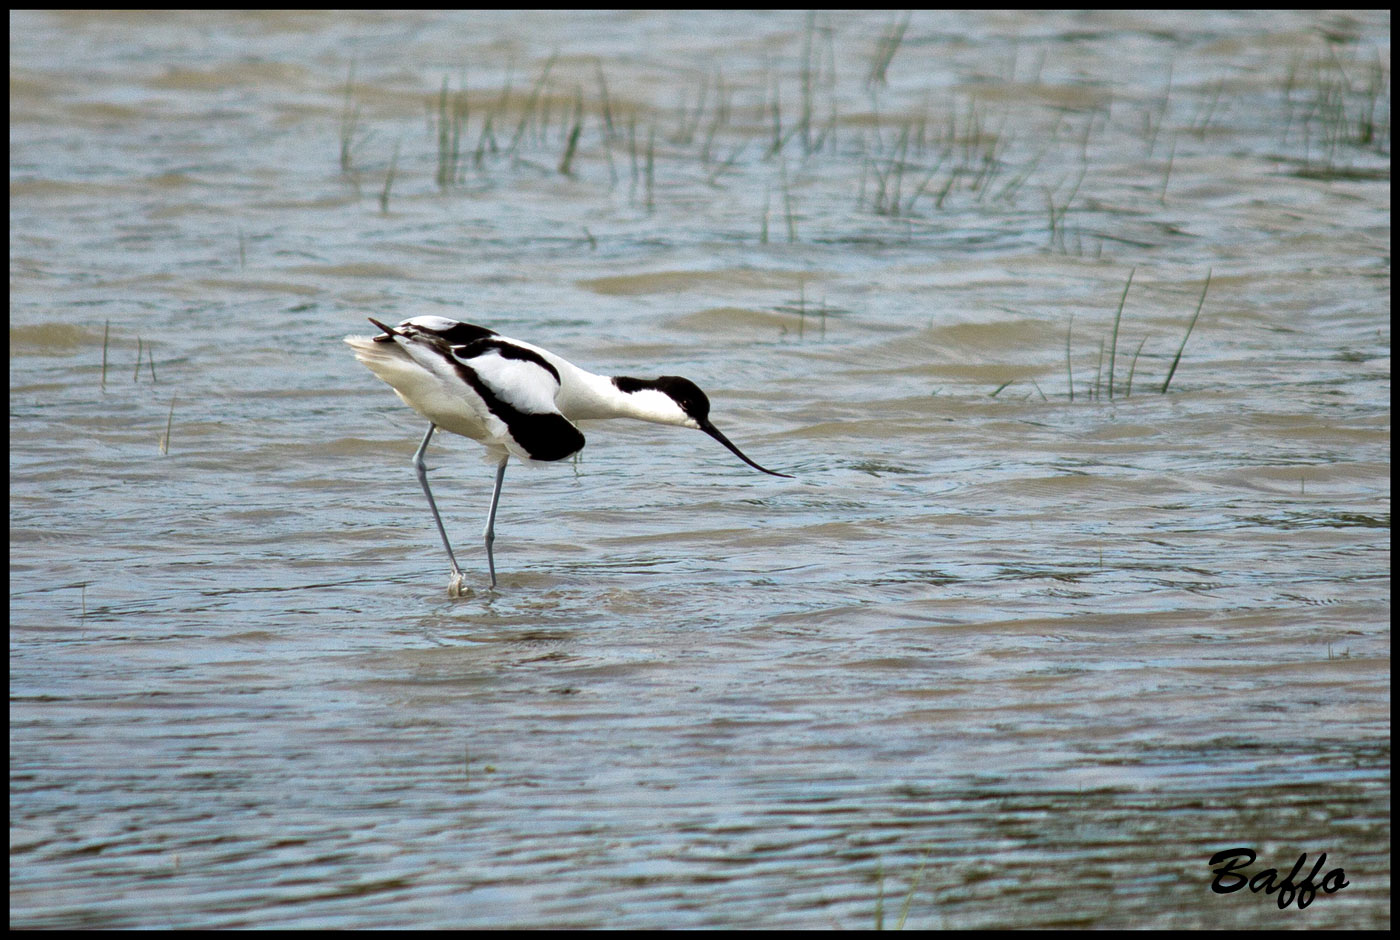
xmin=343 ymin=333 xmax=419 ymax=390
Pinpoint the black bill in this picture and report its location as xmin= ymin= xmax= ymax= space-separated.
xmin=700 ymin=420 xmax=792 ymax=478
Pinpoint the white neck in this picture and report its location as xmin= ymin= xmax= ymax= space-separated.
xmin=523 ymin=347 xmax=692 ymax=426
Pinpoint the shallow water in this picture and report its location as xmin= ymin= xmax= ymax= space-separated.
xmin=10 ymin=9 xmax=1389 ymax=928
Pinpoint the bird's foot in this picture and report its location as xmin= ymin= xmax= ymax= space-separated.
xmin=448 ymin=570 xmax=468 ymax=598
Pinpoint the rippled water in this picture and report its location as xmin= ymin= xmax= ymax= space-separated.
xmin=10 ymin=10 xmax=1389 ymax=928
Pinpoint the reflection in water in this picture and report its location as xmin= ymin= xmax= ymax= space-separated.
xmin=10 ymin=9 xmax=1389 ymax=929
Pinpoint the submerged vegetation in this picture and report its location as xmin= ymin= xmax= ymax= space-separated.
xmin=1056 ymin=268 xmax=1211 ymax=404
xmin=318 ymin=14 xmax=1387 ymax=408
xmin=329 ymin=15 xmax=1384 ymax=408
xmin=335 ymin=14 xmax=1387 ymax=242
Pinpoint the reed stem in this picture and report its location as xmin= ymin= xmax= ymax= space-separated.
xmin=1161 ymin=269 xmax=1211 ymax=394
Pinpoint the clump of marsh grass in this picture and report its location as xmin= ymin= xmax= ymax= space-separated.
xmin=868 ymin=124 xmax=911 ymax=216
xmin=472 ymin=66 xmax=511 ymax=167
xmin=332 ymin=20 xmax=1377 ymax=266
xmin=505 ymin=53 xmax=557 ymax=160
xmin=1057 ymin=269 xmax=1211 ymax=402
xmin=434 ymin=76 xmax=469 ymax=190
xmin=1281 ymin=44 xmax=1390 ymax=179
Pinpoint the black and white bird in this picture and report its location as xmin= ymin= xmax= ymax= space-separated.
xmin=345 ymin=315 xmax=790 ymax=594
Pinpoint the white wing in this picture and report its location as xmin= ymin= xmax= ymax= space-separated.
xmin=451 ymin=342 xmax=586 ymax=462
xmin=461 ymin=346 xmax=563 ymax=415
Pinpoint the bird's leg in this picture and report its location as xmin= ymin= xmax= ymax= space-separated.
xmin=412 ymin=424 xmax=466 ymax=596
xmin=482 ymin=456 xmax=508 ymax=588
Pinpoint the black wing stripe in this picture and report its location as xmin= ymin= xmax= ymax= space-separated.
xmin=447 ymin=357 xmax=584 ymax=462
xmin=455 ymin=338 xmax=562 ymax=384
xmin=436 ymin=321 xmax=498 ymax=346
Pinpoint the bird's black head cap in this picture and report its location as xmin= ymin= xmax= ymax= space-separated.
xmin=613 ymin=374 xmax=710 ymax=422
xmin=652 ymin=375 xmax=710 ymax=422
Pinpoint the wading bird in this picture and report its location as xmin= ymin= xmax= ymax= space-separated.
xmin=345 ymin=316 xmax=790 ymax=594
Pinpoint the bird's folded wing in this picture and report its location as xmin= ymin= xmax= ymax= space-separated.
xmin=452 ymin=343 xmax=586 ymax=462
xmin=455 ymin=344 xmax=563 ymax=416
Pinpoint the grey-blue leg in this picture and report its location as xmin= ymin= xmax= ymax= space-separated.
xmin=482 ymin=456 xmax=508 ymax=588
xmin=412 ymin=424 xmax=466 ymax=595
